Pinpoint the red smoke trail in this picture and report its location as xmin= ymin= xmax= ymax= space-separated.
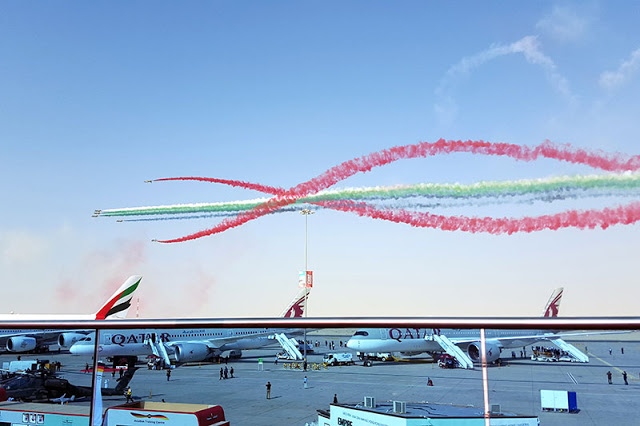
xmin=156 ymin=139 xmax=640 ymax=242
xmin=321 ymin=200 xmax=640 ymax=234
xmin=154 ymin=177 xmax=286 ymax=196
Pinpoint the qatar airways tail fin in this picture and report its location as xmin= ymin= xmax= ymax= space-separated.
xmin=542 ymin=287 xmax=563 ymax=317
xmin=280 ymin=286 xmax=311 ymax=318
xmin=94 ymin=275 xmax=143 ymax=320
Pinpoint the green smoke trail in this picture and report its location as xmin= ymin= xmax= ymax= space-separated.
xmin=97 ymin=173 xmax=640 ymax=217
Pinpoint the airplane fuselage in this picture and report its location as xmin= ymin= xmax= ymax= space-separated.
xmin=69 ymin=327 xmax=302 ymax=357
xmin=347 ymin=328 xmax=552 ymax=354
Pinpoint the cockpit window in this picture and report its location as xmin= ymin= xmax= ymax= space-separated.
xmin=353 ymin=331 xmax=369 ymax=336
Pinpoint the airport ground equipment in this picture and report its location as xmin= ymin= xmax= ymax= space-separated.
xmin=144 ymin=333 xmax=172 ymax=366
xmin=274 ymin=333 xmax=303 ymax=360
xmin=356 ymin=352 xmax=392 ymax=361
xmin=437 ymin=354 xmax=458 ymax=368
xmin=549 ymin=338 xmax=589 ymax=362
xmin=431 ymin=334 xmax=474 ymax=369
xmin=1 ymin=360 xmax=41 ymax=373
xmin=540 ymin=390 xmax=578 ymax=412
xmin=323 ymin=353 xmax=354 ymax=366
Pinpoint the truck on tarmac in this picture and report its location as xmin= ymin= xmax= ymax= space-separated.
xmin=356 ymin=352 xmax=393 ymax=362
xmin=1 ymin=359 xmax=47 ymax=373
xmin=323 ymin=353 xmax=354 ymax=366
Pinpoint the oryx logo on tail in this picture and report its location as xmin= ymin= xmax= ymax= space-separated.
xmin=543 ymin=288 xmax=563 ymax=318
xmin=280 ymin=287 xmax=310 ymax=318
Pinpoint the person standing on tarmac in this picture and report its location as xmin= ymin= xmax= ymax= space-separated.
xmin=607 ymin=371 xmax=613 ymax=384
xmin=219 ymin=367 xmax=223 ymax=380
xmin=266 ymin=381 xmax=271 ymax=399
xmin=623 ymin=371 xmax=628 ymax=385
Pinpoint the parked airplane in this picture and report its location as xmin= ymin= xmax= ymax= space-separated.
xmin=345 ymin=288 xmax=590 ymax=369
xmin=69 ymin=286 xmax=312 ymax=363
xmin=0 ymin=275 xmax=142 ymax=353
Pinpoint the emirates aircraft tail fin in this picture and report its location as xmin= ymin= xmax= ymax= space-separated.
xmin=94 ymin=275 xmax=142 ymax=320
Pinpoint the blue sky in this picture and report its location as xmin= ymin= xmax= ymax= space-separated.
xmin=1 ymin=1 xmax=639 ymax=317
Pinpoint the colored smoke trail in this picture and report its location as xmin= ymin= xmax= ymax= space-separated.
xmin=100 ymin=173 xmax=640 ymax=217
xmin=323 ymin=200 xmax=640 ymax=234
xmin=107 ymin=187 xmax=640 ymax=219
xmin=153 ymin=177 xmax=286 ymax=196
xmin=101 ymin=139 xmax=640 ymax=242
xmin=120 ymin=190 xmax=640 ymax=222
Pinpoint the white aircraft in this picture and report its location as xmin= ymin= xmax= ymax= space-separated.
xmin=69 ymin=285 xmax=312 ymax=363
xmin=345 ymin=288 xmax=590 ymax=368
xmin=0 ymin=275 xmax=142 ymax=353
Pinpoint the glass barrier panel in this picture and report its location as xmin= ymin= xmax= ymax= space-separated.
xmin=1 ymin=326 xmax=638 ymax=426
xmin=0 ymin=328 xmax=95 ymax=424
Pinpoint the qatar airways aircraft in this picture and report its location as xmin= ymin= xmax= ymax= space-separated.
xmin=0 ymin=275 xmax=142 ymax=353
xmin=69 ymin=285 xmax=311 ymax=363
xmin=345 ymin=288 xmax=590 ymax=368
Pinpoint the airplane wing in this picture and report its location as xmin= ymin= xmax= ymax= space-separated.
xmin=166 ymin=329 xmax=276 ymax=350
xmin=447 ymin=329 xmax=631 ymax=346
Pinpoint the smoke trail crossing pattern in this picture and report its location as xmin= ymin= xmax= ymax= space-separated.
xmin=95 ymin=139 xmax=640 ymax=243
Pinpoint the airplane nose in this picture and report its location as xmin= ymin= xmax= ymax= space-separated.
xmin=69 ymin=344 xmax=87 ymax=355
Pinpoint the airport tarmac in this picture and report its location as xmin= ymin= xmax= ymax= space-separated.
xmin=1 ymin=331 xmax=639 ymax=425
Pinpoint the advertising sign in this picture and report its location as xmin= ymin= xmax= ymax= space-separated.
xmin=298 ymin=270 xmax=313 ymax=288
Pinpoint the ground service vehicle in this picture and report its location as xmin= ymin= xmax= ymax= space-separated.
xmin=323 ymin=353 xmax=354 ymax=366
xmin=356 ymin=352 xmax=393 ymax=361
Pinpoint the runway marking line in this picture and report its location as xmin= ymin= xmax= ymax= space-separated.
xmin=589 ymin=352 xmax=636 ymax=382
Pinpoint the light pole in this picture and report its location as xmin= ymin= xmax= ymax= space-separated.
xmin=300 ymin=208 xmax=314 ymax=367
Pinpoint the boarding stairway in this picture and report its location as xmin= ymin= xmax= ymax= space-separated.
xmin=550 ymin=338 xmax=589 ymax=363
xmin=274 ymin=333 xmax=303 ymax=360
xmin=431 ymin=334 xmax=474 ymax=369
xmin=144 ymin=333 xmax=172 ymax=366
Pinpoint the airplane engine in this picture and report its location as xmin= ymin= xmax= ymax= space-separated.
xmin=58 ymin=333 xmax=86 ymax=348
xmin=467 ymin=342 xmax=501 ymax=363
xmin=7 ymin=336 xmax=37 ymax=352
xmin=226 ymin=350 xmax=242 ymax=358
xmin=173 ymin=343 xmax=211 ymax=363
